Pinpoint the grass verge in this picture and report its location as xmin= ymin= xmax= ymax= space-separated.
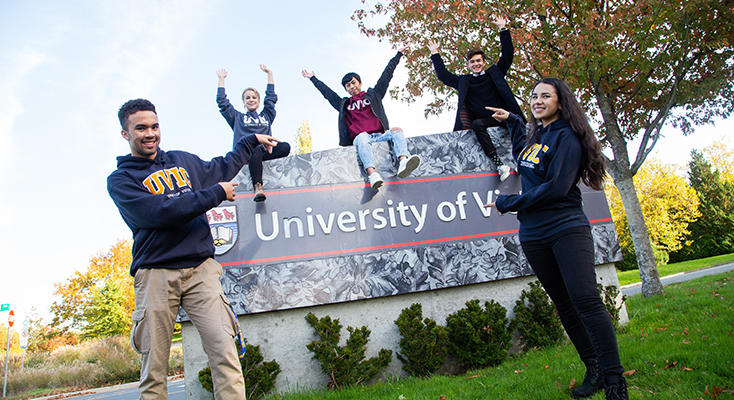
xmin=617 ymin=252 xmax=734 ymax=286
xmin=268 ymin=271 xmax=734 ymax=400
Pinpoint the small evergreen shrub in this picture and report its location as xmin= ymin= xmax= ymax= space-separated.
xmin=597 ymin=283 xmax=627 ymax=329
xmin=445 ymin=299 xmax=516 ymax=368
xmin=198 ymin=340 xmax=281 ymax=399
xmin=394 ymin=303 xmax=448 ymax=377
xmin=305 ymin=312 xmax=392 ymax=389
xmin=513 ymin=281 xmax=565 ymax=349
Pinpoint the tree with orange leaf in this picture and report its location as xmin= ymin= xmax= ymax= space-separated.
xmin=50 ymin=239 xmax=134 ymax=337
xmin=353 ymin=0 xmax=734 ymax=297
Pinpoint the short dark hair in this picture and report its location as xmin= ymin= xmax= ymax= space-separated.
xmin=118 ymin=99 xmax=156 ymax=130
xmin=341 ymin=72 xmax=361 ymax=87
xmin=465 ymin=49 xmax=486 ymax=62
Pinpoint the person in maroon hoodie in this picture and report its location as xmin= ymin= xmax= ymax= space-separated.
xmin=302 ymin=47 xmax=421 ymax=189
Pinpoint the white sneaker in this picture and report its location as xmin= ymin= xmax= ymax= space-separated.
xmin=498 ymin=165 xmax=511 ymax=182
xmin=369 ymin=172 xmax=383 ymax=189
xmin=398 ymin=154 xmax=421 ymax=178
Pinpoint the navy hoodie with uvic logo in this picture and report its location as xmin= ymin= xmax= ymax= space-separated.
xmin=495 ymin=113 xmax=589 ymax=242
xmin=107 ymin=134 xmax=259 ymax=276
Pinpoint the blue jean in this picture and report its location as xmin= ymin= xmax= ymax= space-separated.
xmin=352 ymin=128 xmax=409 ymax=171
xmin=521 ymin=225 xmax=624 ymax=377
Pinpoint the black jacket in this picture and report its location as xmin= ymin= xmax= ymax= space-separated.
xmin=431 ymin=29 xmax=526 ymax=130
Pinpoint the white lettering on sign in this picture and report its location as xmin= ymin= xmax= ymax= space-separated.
xmin=253 ymin=189 xmax=503 ymax=241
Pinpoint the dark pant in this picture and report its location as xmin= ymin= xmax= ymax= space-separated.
xmin=249 ymin=141 xmax=290 ymax=185
xmin=521 ymin=225 xmax=624 ymax=377
xmin=471 ymin=117 xmax=501 ymax=160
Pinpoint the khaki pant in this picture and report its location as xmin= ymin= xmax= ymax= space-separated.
xmin=131 ymin=258 xmax=245 ymax=399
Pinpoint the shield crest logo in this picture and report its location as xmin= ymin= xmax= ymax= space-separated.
xmin=207 ymin=206 xmax=238 ymax=255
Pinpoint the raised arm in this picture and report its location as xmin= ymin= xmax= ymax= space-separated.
xmin=260 ymin=64 xmax=277 ymax=123
xmin=216 ymin=69 xmax=238 ymax=130
xmin=495 ymin=16 xmax=514 ymax=75
xmin=373 ymin=49 xmax=404 ymax=99
xmin=261 ymin=64 xmax=274 ymax=84
xmin=303 ymin=70 xmax=343 ymax=111
xmin=217 ymin=68 xmax=227 ymax=88
xmin=429 ymin=46 xmax=460 ymax=90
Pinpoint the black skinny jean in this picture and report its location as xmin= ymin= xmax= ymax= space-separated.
xmin=248 ymin=141 xmax=290 ymax=185
xmin=471 ymin=117 xmax=502 ymax=159
xmin=521 ymin=225 xmax=624 ymax=377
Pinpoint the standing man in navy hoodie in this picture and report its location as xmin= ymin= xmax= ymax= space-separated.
xmin=107 ymin=99 xmax=279 ymax=400
xmin=428 ymin=16 xmax=526 ymax=182
xmin=301 ymin=47 xmax=421 ymax=189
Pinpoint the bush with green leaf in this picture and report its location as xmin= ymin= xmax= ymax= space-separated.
xmin=198 ymin=340 xmax=281 ymax=399
xmin=513 ymin=280 xmax=565 ymax=349
xmin=445 ymin=299 xmax=516 ymax=368
xmin=305 ymin=312 xmax=392 ymax=389
xmin=394 ymin=303 xmax=448 ymax=377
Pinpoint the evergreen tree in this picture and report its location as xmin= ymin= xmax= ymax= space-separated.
xmin=671 ymin=151 xmax=734 ymax=261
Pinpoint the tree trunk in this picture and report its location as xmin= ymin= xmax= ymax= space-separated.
xmin=611 ymin=171 xmax=665 ymax=297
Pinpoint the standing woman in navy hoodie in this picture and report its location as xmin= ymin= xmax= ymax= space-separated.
xmin=485 ymin=78 xmax=627 ymax=400
xmin=217 ymin=65 xmax=291 ymax=202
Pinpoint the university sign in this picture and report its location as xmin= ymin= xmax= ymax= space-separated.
xmin=197 ymin=130 xmax=621 ymax=318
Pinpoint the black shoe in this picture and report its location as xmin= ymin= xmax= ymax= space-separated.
xmin=572 ymin=359 xmax=604 ymax=398
xmin=604 ymin=376 xmax=628 ymax=400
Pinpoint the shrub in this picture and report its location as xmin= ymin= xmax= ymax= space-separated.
xmin=513 ymin=281 xmax=565 ymax=349
xmin=169 ymin=346 xmax=184 ymax=376
xmin=445 ymin=299 xmax=516 ymax=368
xmin=597 ymin=283 xmax=627 ymax=329
xmin=50 ymin=345 xmax=83 ymax=365
xmin=198 ymin=340 xmax=281 ymax=399
xmin=305 ymin=312 xmax=392 ymax=389
xmin=394 ymin=303 xmax=448 ymax=377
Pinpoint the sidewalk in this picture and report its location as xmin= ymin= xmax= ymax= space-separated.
xmin=620 ymin=262 xmax=734 ymax=296
xmin=28 ymin=375 xmax=183 ymax=400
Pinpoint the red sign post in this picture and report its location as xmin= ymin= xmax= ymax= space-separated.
xmin=8 ymin=310 xmax=14 ymax=328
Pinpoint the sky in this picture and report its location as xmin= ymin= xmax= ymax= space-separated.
xmin=0 ymin=0 xmax=730 ymax=325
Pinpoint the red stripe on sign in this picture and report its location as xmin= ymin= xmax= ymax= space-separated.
xmin=221 ymin=228 xmax=519 ymax=267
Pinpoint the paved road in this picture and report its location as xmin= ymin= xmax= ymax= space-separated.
xmin=621 ymin=262 xmax=734 ymax=297
xmin=30 ymin=263 xmax=732 ymax=400
xmin=30 ymin=378 xmax=185 ymax=400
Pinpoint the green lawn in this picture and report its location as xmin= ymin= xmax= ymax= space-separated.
xmin=617 ymin=253 xmax=734 ymax=286
xmin=269 ymin=271 xmax=734 ymax=399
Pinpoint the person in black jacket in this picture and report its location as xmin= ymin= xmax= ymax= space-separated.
xmin=485 ymin=79 xmax=628 ymax=400
xmin=428 ymin=16 xmax=525 ymax=182
xmin=302 ymin=48 xmax=421 ymax=189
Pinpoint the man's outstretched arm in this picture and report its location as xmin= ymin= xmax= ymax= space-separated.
xmin=373 ymin=46 xmax=405 ymax=99
xmin=302 ymin=69 xmax=342 ymax=111
xmin=428 ymin=41 xmax=460 ymax=89
xmin=494 ymin=16 xmax=514 ymax=75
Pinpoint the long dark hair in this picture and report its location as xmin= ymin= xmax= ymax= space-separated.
xmin=526 ymin=78 xmax=606 ymax=190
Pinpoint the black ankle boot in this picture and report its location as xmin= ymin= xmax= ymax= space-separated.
xmin=572 ymin=359 xmax=604 ymax=398
xmin=604 ymin=375 xmax=628 ymax=400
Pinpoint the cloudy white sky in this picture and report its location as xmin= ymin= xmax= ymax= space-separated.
xmin=0 ymin=0 xmax=729 ymax=324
